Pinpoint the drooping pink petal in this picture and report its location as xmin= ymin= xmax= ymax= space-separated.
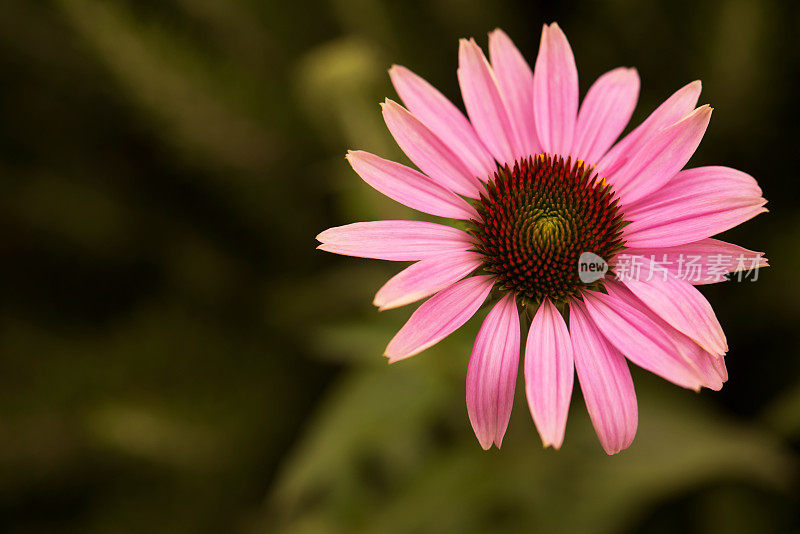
xmin=581 ymin=285 xmax=706 ymax=391
xmin=572 ymin=67 xmax=639 ymax=164
xmin=608 ymin=284 xmax=727 ymax=390
xmin=389 ymin=65 xmax=496 ymax=180
xmin=569 ymin=300 xmax=637 ymax=455
xmin=615 ymin=255 xmax=727 ymax=357
xmin=466 ymin=294 xmax=520 ymax=449
xmin=316 ymin=220 xmax=474 ymax=260
xmin=458 ymin=38 xmax=520 ymax=166
xmin=710 ymin=354 xmax=728 ymax=383
xmin=603 ymin=105 xmax=713 ymax=206
xmin=623 ymin=166 xmax=768 ymax=248
xmin=347 ymin=151 xmax=479 ymax=220
xmin=525 ymin=299 xmax=574 ymax=449
xmin=597 ymin=80 xmax=701 ymax=176
xmin=488 ymin=29 xmax=539 ymax=158
xmin=381 ymin=99 xmax=483 ymax=198
xmin=621 ymin=239 xmax=768 ymax=284
xmin=533 ymin=23 xmax=578 ymax=156
xmin=374 ymin=251 xmax=484 ymax=311
xmin=384 ymin=275 xmax=494 ymax=362
xmin=679 ymin=337 xmax=726 ymax=391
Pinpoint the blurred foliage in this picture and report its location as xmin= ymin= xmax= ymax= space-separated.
xmin=0 ymin=0 xmax=798 ymax=532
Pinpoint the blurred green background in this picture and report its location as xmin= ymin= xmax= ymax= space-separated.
xmin=0 ymin=0 xmax=798 ymax=532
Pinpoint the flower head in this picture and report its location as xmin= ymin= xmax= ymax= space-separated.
xmin=316 ymin=23 xmax=768 ymax=454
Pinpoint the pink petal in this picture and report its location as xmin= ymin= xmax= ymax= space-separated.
xmin=466 ymin=294 xmax=521 ymax=449
xmin=624 ymin=203 xmax=767 ymax=249
xmin=533 ymin=23 xmax=579 ymax=156
xmin=597 ymin=80 xmax=701 ymax=177
xmin=488 ymin=29 xmax=539 ymax=158
xmin=626 ymin=165 xmax=763 ymax=219
xmin=524 ymin=299 xmax=574 ymax=449
xmin=643 ymin=165 xmax=761 ymax=202
xmin=346 ymin=150 xmax=478 ymax=220
xmin=389 ymin=65 xmax=496 ymax=181
xmin=381 ymin=99 xmax=483 ymax=198
xmin=605 ymin=105 xmax=713 ymax=206
xmin=374 ymin=251 xmax=484 ymax=311
xmin=623 ymin=238 xmax=768 ymax=285
xmin=572 ymin=67 xmax=640 ymax=165
xmin=316 ymin=221 xmax=474 ymax=261
xmin=384 ymin=275 xmax=494 ymax=362
xmin=679 ymin=336 xmax=726 ymax=391
xmin=710 ymin=354 xmax=728 ymax=383
xmin=609 ymin=284 xmax=727 ymax=391
xmin=623 ymin=166 xmax=768 ymax=248
xmin=581 ymin=285 xmax=706 ymax=391
xmin=458 ymin=38 xmax=519 ymax=166
xmin=615 ymin=255 xmax=727 ymax=357
xmin=569 ymin=300 xmax=638 ymax=455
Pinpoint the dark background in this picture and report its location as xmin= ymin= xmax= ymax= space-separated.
xmin=0 ymin=0 xmax=798 ymax=532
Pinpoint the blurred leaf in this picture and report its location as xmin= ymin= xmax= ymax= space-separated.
xmin=763 ymin=379 xmax=800 ymax=439
xmin=58 ymin=0 xmax=277 ymax=171
xmin=85 ymin=403 xmax=222 ymax=468
xmin=261 ymin=361 xmax=795 ymax=534
xmin=294 ymin=37 xmax=391 ymax=153
xmin=172 ymin=0 xmax=275 ymax=74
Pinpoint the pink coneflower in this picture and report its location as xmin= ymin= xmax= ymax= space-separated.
xmin=316 ymin=23 xmax=767 ymax=454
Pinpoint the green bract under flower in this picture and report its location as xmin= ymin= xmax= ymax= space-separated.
xmin=469 ymin=154 xmax=626 ymax=304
